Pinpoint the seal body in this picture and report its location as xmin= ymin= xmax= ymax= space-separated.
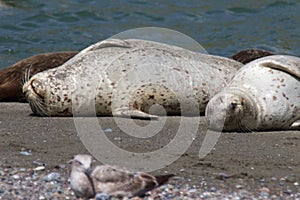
xmin=206 ymin=55 xmax=300 ymax=131
xmin=23 ymin=39 xmax=242 ymax=118
xmin=0 ymin=52 xmax=77 ymax=102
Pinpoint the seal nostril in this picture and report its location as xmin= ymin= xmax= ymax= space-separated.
xmin=231 ymin=102 xmax=237 ymax=109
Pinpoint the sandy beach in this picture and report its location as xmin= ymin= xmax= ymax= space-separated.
xmin=0 ymin=102 xmax=299 ymax=199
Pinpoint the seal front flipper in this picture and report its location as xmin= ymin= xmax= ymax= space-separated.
xmin=113 ymin=107 xmax=158 ymax=120
xmin=291 ymin=120 xmax=300 ymax=129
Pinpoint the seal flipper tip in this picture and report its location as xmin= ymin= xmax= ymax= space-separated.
xmin=291 ymin=120 xmax=300 ymax=129
xmin=113 ymin=107 xmax=158 ymax=120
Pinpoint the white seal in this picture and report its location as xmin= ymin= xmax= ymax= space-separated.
xmin=206 ymin=55 xmax=300 ymax=131
xmin=23 ymin=39 xmax=242 ymax=118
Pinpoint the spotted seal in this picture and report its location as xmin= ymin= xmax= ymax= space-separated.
xmin=23 ymin=39 xmax=242 ymax=118
xmin=0 ymin=52 xmax=77 ymax=102
xmin=206 ymin=55 xmax=300 ymax=131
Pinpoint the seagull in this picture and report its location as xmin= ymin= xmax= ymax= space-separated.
xmin=90 ymin=164 xmax=174 ymax=198
xmin=69 ymin=154 xmax=95 ymax=199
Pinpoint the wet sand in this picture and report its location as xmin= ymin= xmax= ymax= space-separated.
xmin=1 ymin=103 xmax=300 ymax=198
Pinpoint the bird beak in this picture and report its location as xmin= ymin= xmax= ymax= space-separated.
xmin=86 ymin=167 xmax=93 ymax=175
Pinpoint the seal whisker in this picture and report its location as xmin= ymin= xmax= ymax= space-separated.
xmin=21 ymin=64 xmax=33 ymax=88
xmin=31 ymin=97 xmax=48 ymax=116
xmin=237 ymin=119 xmax=255 ymax=133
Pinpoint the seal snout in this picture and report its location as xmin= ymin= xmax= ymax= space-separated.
xmin=231 ymin=102 xmax=238 ymax=110
xmin=29 ymin=78 xmax=45 ymax=101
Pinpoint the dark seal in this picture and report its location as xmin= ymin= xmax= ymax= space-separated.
xmin=231 ymin=49 xmax=274 ymax=64
xmin=0 ymin=51 xmax=78 ymax=102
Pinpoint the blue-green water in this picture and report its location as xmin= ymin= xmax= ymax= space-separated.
xmin=1 ymin=0 xmax=300 ymax=69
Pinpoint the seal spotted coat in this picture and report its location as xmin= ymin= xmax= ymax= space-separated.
xmin=206 ymin=55 xmax=300 ymax=131
xmin=23 ymin=39 xmax=242 ymax=118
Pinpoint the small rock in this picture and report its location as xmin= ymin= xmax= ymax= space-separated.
xmin=210 ymin=187 xmax=217 ymax=192
xmin=39 ymin=195 xmax=46 ymax=200
xmin=235 ymin=184 xmax=243 ymax=189
xmin=285 ymin=174 xmax=296 ymax=183
xmin=33 ymin=161 xmax=45 ymax=166
xmin=42 ymin=172 xmax=61 ymax=182
xmin=215 ymin=172 xmax=230 ymax=180
xmin=20 ymin=151 xmax=32 ymax=156
xmin=34 ymin=166 xmax=45 ymax=171
xmin=113 ymin=137 xmax=122 ymax=141
xmin=258 ymin=187 xmax=270 ymax=193
xmin=12 ymin=174 xmax=19 ymax=179
xmin=95 ymin=193 xmax=110 ymax=200
xmin=19 ymin=168 xmax=26 ymax=172
xmin=104 ymin=128 xmax=112 ymax=132
xmin=284 ymin=189 xmax=292 ymax=194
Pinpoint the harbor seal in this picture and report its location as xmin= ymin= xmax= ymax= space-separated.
xmin=206 ymin=55 xmax=300 ymax=131
xmin=231 ymin=49 xmax=274 ymax=64
xmin=0 ymin=48 xmax=269 ymax=103
xmin=23 ymin=39 xmax=242 ymax=118
xmin=0 ymin=52 xmax=77 ymax=102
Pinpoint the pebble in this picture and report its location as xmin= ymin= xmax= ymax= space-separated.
xmin=95 ymin=193 xmax=110 ymax=200
xmin=33 ymin=161 xmax=46 ymax=166
xmin=113 ymin=137 xmax=122 ymax=141
xmin=20 ymin=151 xmax=32 ymax=156
xmin=12 ymin=174 xmax=20 ymax=179
xmin=42 ymin=172 xmax=61 ymax=182
xmin=0 ymin=166 xmax=299 ymax=200
xmin=34 ymin=166 xmax=45 ymax=171
xmin=104 ymin=128 xmax=113 ymax=132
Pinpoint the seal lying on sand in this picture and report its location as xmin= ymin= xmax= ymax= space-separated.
xmin=206 ymin=55 xmax=300 ymax=131
xmin=0 ymin=52 xmax=77 ymax=102
xmin=23 ymin=39 xmax=242 ymax=118
xmin=0 ymin=48 xmax=272 ymax=103
xmin=231 ymin=49 xmax=274 ymax=64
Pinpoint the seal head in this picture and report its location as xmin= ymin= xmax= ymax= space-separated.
xmin=206 ymin=55 xmax=300 ymax=131
xmin=206 ymin=88 xmax=259 ymax=132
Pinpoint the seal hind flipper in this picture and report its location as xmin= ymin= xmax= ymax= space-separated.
xmin=81 ymin=39 xmax=132 ymax=54
xmin=113 ymin=107 xmax=158 ymax=120
xmin=291 ymin=120 xmax=300 ymax=129
xmin=256 ymin=55 xmax=300 ymax=79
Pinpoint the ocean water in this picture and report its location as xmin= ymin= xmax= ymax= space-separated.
xmin=0 ymin=0 xmax=300 ymax=69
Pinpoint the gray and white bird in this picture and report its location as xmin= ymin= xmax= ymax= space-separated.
xmin=90 ymin=164 xmax=174 ymax=198
xmin=69 ymin=154 xmax=95 ymax=199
